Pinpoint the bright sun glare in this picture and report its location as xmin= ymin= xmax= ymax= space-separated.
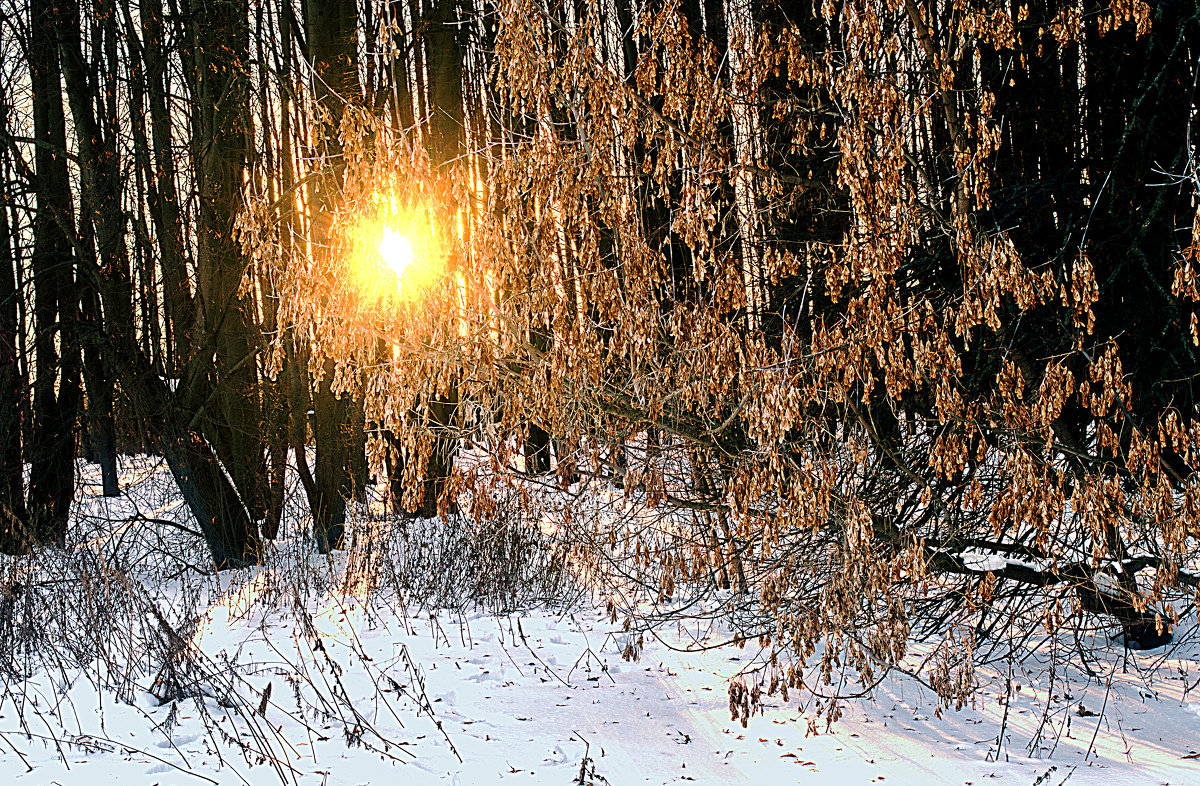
xmin=343 ymin=194 xmax=442 ymax=301
xmin=378 ymin=227 xmax=415 ymax=279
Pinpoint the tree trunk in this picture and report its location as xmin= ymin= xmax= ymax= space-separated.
xmin=349 ymin=396 xmax=369 ymax=503
xmin=312 ymin=363 xmax=350 ymax=550
xmin=524 ymin=424 xmax=552 ymax=476
xmin=186 ymin=0 xmax=269 ymax=524
xmin=384 ymin=429 xmax=406 ymax=516
xmin=0 ymin=101 xmax=27 ymax=553
xmin=117 ymin=350 xmax=261 ymax=569
xmin=303 ymin=0 xmax=362 ymax=551
xmin=76 ymin=191 xmax=120 ymax=497
xmin=417 ymin=389 xmax=459 ymax=518
xmin=405 ymin=0 xmax=465 ymax=518
xmin=140 ymin=0 xmax=194 ymax=375
xmin=57 ymin=0 xmax=259 ymax=568
xmin=385 ymin=0 xmax=416 ymax=132
xmin=722 ymin=0 xmax=763 ymax=330
xmin=28 ymin=0 xmax=81 ymax=547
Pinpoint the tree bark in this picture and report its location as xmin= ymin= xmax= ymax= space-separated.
xmin=28 ymin=0 xmax=81 ymax=547
xmin=76 ymin=181 xmax=120 ymax=497
xmin=524 ymin=424 xmax=553 ymax=476
xmin=139 ymin=0 xmax=194 ymax=375
xmin=0 ymin=96 xmax=27 ymax=553
xmin=186 ymin=0 xmax=269 ymax=524
xmin=115 ymin=346 xmax=261 ymax=569
xmin=312 ymin=366 xmax=350 ymax=550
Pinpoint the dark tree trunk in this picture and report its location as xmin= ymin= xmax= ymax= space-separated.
xmin=385 ymin=0 xmax=416 ymax=132
xmin=416 ymin=390 xmax=459 ymax=518
xmin=185 ymin=0 xmax=269 ymax=524
xmin=384 ymin=429 xmax=406 ymax=516
xmin=288 ymin=341 xmax=317 ymax=507
xmin=303 ymin=0 xmax=362 ymax=551
xmin=403 ymin=0 xmax=466 ymax=518
xmin=28 ymin=0 xmax=81 ymax=547
xmin=57 ymin=0 xmax=259 ymax=568
xmin=349 ymin=397 xmax=369 ymax=503
xmin=75 ymin=191 xmax=120 ymax=497
xmin=423 ymin=0 xmax=465 ymax=167
xmin=524 ymin=424 xmax=552 ymax=476
xmin=86 ymin=0 xmax=122 ymax=496
xmin=140 ymin=0 xmax=194 ymax=375
xmin=260 ymin=378 xmax=289 ymax=541
xmin=312 ymin=363 xmax=350 ymax=551
xmin=0 ymin=101 xmax=27 ymax=553
xmin=258 ymin=2 xmax=300 ymax=543
xmin=116 ymin=351 xmax=261 ymax=569
xmin=258 ymin=236 xmax=289 ymax=541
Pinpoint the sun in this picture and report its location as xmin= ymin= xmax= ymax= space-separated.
xmin=340 ymin=192 xmax=443 ymax=303
xmin=379 ymin=227 xmax=415 ymax=279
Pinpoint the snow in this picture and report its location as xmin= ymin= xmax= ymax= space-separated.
xmin=960 ymin=552 xmax=1008 ymax=572
xmin=1 ymin=458 xmax=1199 ymax=784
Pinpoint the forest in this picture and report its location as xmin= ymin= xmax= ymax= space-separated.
xmin=1 ymin=0 xmax=1199 ymax=782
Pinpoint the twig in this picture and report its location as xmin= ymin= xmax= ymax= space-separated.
xmin=1084 ymin=662 xmax=1117 ymax=761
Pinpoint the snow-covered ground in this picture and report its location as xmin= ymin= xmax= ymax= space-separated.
xmin=2 ymin=458 xmax=1199 ymax=785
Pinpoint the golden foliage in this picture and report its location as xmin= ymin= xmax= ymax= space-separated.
xmin=240 ymin=0 xmax=1200 ymax=717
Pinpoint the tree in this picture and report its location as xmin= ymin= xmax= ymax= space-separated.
xmin=137 ymin=0 xmax=195 ymax=376
xmin=301 ymin=0 xmax=364 ymax=552
xmin=249 ymin=0 xmax=1200 ymax=717
xmin=54 ymin=0 xmax=261 ymax=568
xmin=27 ymin=0 xmax=80 ymax=547
xmin=0 ymin=57 xmax=27 ymax=553
xmin=410 ymin=0 xmax=466 ymax=517
xmin=186 ymin=0 xmax=270 ymax=525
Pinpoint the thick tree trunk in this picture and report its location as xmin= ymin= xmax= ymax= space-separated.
xmin=723 ymin=0 xmax=763 ymax=330
xmin=524 ymin=424 xmax=552 ymax=476
xmin=261 ymin=383 xmax=289 ymax=541
xmin=406 ymin=0 xmax=466 ymax=518
xmin=384 ymin=429 xmax=406 ymax=516
xmin=257 ymin=5 xmax=301 ymax=543
xmin=88 ymin=0 xmax=123 ymax=496
xmin=349 ymin=397 xmax=369 ymax=503
xmin=55 ymin=0 xmax=133 ymax=498
xmin=76 ymin=199 xmax=120 ymax=497
xmin=416 ymin=390 xmax=459 ymax=518
xmin=385 ymin=0 xmax=416 ymax=132
xmin=258 ymin=240 xmax=289 ymax=541
xmin=311 ymin=363 xmax=350 ymax=550
xmin=28 ymin=0 xmax=81 ymax=547
xmin=117 ymin=349 xmax=261 ymax=568
xmin=186 ymin=0 xmax=269 ymax=524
